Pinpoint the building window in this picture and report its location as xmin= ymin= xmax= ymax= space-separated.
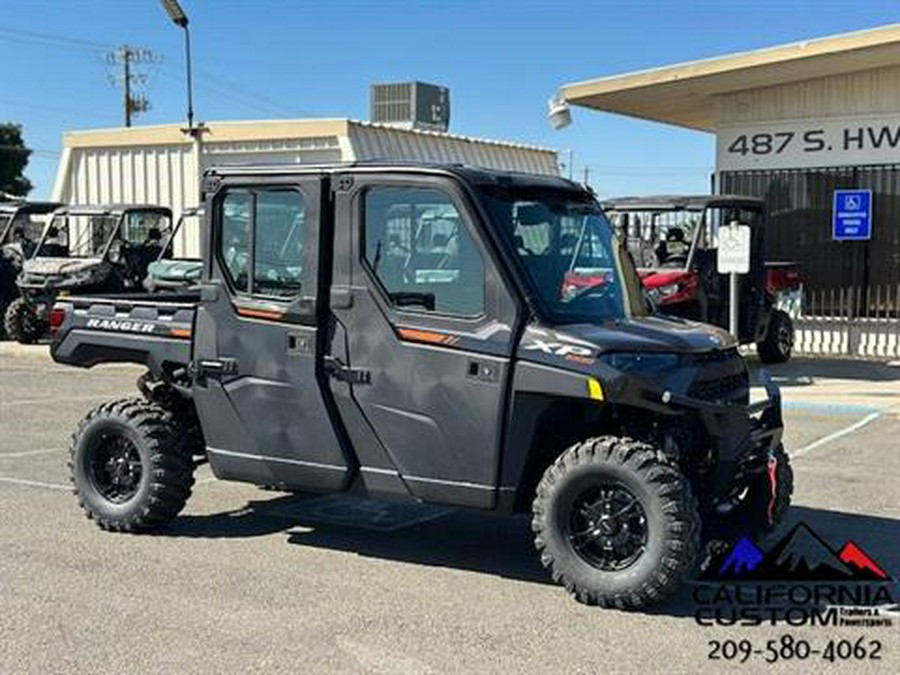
xmin=363 ymin=186 xmax=485 ymax=316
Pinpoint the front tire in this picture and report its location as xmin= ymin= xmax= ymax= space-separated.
xmin=68 ymin=398 xmax=194 ymax=532
xmin=4 ymin=297 xmax=45 ymax=344
xmin=532 ymin=436 xmax=700 ymax=609
xmin=757 ymin=310 xmax=793 ymax=364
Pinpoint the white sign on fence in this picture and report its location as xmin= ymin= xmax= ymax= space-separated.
xmin=717 ymin=224 xmax=751 ymax=274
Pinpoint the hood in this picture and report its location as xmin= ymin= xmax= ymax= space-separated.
xmin=639 ymin=269 xmax=695 ymax=289
xmin=146 ymin=259 xmax=202 ymax=281
xmin=551 ymin=315 xmax=736 ymax=354
xmin=23 ymin=257 xmax=105 ymax=277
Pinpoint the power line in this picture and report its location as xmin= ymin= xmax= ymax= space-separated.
xmin=0 ymin=26 xmax=113 ymax=52
xmin=0 ymin=145 xmax=60 ymax=159
xmin=0 ymin=97 xmax=119 ymax=121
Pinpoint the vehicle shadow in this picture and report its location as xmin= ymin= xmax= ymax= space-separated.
xmin=750 ymin=356 xmax=900 ymax=388
xmin=165 ymin=495 xmax=900 ymax=614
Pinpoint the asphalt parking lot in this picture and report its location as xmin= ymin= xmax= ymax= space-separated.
xmin=1 ymin=345 xmax=898 ymax=674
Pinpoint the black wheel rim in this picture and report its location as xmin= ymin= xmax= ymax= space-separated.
xmin=86 ymin=432 xmax=143 ymax=503
xmin=777 ymin=322 xmax=793 ymax=355
xmin=566 ymin=481 xmax=648 ymax=571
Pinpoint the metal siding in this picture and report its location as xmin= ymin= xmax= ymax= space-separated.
xmin=57 ymin=122 xmax=557 ymax=258
xmin=718 ymin=65 xmax=900 ymax=125
xmin=348 ymin=123 xmax=557 ymax=175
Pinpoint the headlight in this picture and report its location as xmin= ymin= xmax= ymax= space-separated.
xmin=599 ymin=352 xmax=681 ymax=374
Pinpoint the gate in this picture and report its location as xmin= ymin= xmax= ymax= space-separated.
xmin=721 ymin=165 xmax=900 ymax=359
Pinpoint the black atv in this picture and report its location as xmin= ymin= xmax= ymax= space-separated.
xmin=50 ymin=163 xmax=791 ymax=609
xmin=0 ymin=201 xmax=61 ymax=338
xmin=5 ymin=204 xmax=172 ymax=343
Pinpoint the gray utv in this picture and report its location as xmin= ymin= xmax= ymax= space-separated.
xmin=50 ymin=163 xmax=791 ymax=609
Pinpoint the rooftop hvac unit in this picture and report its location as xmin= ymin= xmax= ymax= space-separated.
xmin=370 ymin=82 xmax=450 ymax=132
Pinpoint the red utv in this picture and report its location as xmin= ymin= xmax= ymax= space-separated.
xmin=599 ymin=195 xmax=800 ymax=363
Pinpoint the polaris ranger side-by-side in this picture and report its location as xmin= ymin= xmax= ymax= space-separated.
xmin=6 ymin=204 xmax=172 ymax=343
xmin=50 ymin=164 xmax=791 ymax=609
xmin=0 ymin=201 xmax=61 ymax=338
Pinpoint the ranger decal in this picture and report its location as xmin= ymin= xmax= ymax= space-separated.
xmin=86 ymin=318 xmax=156 ymax=334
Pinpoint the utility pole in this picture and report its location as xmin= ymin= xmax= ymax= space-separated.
xmin=106 ymin=46 xmax=157 ymax=127
xmin=583 ymin=165 xmax=591 ymax=188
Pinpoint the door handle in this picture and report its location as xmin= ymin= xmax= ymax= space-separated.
xmin=192 ymin=358 xmax=238 ymax=385
xmin=323 ymin=356 xmax=371 ymax=385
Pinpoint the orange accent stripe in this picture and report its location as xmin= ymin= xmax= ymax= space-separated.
xmin=396 ymin=327 xmax=460 ymax=346
xmin=236 ymin=306 xmax=285 ymax=321
xmin=168 ymin=328 xmax=192 ymax=339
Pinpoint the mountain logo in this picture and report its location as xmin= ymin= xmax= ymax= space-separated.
xmin=704 ymin=523 xmax=891 ymax=582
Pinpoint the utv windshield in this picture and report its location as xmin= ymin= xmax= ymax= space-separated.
xmin=34 ymin=213 xmax=119 ymax=259
xmin=33 ymin=210 xmax=171 ymax=260
xmin=479 ymin=186 xmax=647 ymax=323
xmin=0 ymin=211 xmax=47 ymax=248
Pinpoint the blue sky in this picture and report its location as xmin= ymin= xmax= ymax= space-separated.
xmin=1 ymin=0 xmax=897 ymax=199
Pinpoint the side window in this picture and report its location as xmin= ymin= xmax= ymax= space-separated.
xmin=253 ymin=191 xmax=305 ymax=298
xmin=218 ymin=188 xmax=306 ymax=298
xmin=221 ymin=191 xmax=251 ymax=292
xmin=363 ymin=187 xmax=485 ymax=316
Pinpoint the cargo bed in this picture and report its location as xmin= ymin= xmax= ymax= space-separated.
xmin=50 ymin=292 xmax=200 ymax=376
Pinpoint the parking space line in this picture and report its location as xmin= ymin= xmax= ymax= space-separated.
xmin=2 ymin=394 xmax=112 ymax=407
xmin=792 ymin=411 xmax=881 ymax=458
xmin=0 ymin=475 xmax=71 ymax=491
xmin=0 ymin=448 xmax=62 ymax=458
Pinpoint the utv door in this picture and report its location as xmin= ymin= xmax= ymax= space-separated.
xmin=193 ymin=176 xmax=352 ymax=490
xmin=327 ymin=173 xmax=519 ymax=508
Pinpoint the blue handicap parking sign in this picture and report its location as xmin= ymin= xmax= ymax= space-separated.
xmin=832 ymin=189 xmax=872 ymax=241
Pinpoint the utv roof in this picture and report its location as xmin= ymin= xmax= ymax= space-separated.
xmin=53 ymin=204 xmax=173 ymax=217
xmin=602 ymin=195 xmax=764 ymax=211
xmin=205 ymin=161 xmax=580 ymax=191
xmin=0 ymin=200 xmax=63 ymax=215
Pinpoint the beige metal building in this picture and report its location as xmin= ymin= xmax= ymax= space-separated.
xmin=553 ymin=24 xmax=900 ymax=296
xmin=52 ymin=118 xmax=558 ymax=256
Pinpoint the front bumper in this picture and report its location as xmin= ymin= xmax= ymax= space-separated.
xmin=615 ymin=368 xmax=783 ymax=502
xmin=671 ymin=369 xmax=783 ymax=501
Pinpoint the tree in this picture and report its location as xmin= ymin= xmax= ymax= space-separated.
xmin=0 ymin=123 xmax=33 ymax=197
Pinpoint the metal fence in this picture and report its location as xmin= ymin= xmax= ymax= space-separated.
xmin=793 ymin=284 xmax=900 ymax=359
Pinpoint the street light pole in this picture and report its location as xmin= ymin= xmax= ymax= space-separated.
xmin=160 ymin=0 xmax=194 ymax=133
xmin=183 ymin=23 xmax=194 ymax=131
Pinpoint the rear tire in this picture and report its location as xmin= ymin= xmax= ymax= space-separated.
xmin=68 ymin=398 xmax=194 ymax=532
xmin=532 ymin=436 xmax=700 ymax=609
xmin=757 ymin=310 xmax=793 ymax=364
xmin=4 ymin=297 xmax=45 ymax=344
xmin=0 ymin=300 xmax=7 ymax=339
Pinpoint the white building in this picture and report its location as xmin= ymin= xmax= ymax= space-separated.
xmin=52 ymin=118 xmax=558 ymax=256
xmin=553 ymin=24 xmax=900 ymax=297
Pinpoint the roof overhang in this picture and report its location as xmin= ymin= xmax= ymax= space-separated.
xmin=558 ymin=24 xmax=900 ymax=132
